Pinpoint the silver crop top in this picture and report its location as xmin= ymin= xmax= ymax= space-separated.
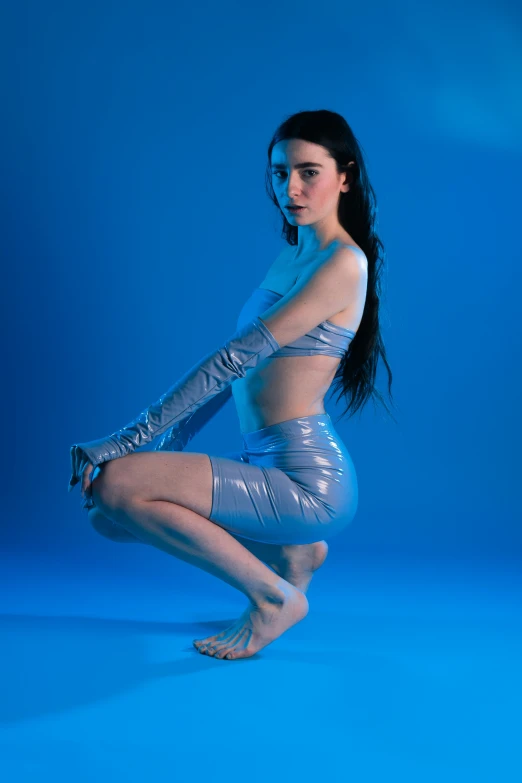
xmin=236 ymin=287 xmax=355 ymax=359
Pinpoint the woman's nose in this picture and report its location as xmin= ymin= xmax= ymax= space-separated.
xmin=286 ymin=177 xmax=302 ymax=197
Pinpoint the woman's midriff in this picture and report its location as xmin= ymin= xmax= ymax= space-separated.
xmin=232 ymin=353 xmax=342 ymax=434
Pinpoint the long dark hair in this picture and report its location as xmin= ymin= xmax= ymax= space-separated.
xmin=264 ymin=109 xmax=397 ymax=424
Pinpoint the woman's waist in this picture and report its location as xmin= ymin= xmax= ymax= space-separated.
xmin=232 ymin=380 xmax=333 ymax=435
xmin=234 ymin=396 xmax=329 ymax=437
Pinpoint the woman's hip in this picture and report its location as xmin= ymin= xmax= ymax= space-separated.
xmin=209 ymin=413 xmax=358 ymax=544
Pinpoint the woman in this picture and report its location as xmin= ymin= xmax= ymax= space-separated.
xmin=68 ymin=109 xmax=395 ymax=660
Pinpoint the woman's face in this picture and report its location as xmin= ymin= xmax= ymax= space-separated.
xmin=270 ymin=138 xmax=349 ymax=225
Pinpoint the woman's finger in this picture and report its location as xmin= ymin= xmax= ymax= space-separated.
xmin=81 ymin=463 xmax=94 ymax=497
xmin=69 ymin=445 xmax=91 ymax=493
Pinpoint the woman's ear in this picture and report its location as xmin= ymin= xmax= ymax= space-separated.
xmin=341 ymin=161 xmax=355 ymax=192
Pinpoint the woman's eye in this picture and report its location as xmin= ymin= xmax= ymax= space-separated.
xmin=274 ymin=170 xmax=319 ymax=179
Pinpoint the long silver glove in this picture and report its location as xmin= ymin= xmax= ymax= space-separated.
xmin=153 ymin=385 xmax=232 ymax=452
xmin=68 ymin=316 xmax=279 ymax=491
xmin=77 ymin=387 xmax=233 ymax=511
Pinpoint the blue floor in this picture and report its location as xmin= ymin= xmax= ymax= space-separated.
xmin=1 ymin=551 xmax=520 ymax=782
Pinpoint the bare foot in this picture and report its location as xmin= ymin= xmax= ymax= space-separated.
xmin=193 ymin=582 xmax=309 ymax=660
xmin=274 ymin=540 xmax=328 ymax=593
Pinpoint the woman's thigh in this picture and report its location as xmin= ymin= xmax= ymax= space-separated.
xmin=90 ymin=437 xmax=357 ymax=546
xmin=91 ymin=451 xmax=214 ymax=520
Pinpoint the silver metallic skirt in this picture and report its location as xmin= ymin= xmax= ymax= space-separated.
xmin=209 ymin=413 xmax=358 ymax=545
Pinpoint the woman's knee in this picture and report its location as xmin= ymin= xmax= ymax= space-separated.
xmin=90 ymin=462 xmax=120 ymax=511
xmin=88 ymin=506 xmax=114 ymax=536
xmin=87 ymin=506 xmax=140 ymax=543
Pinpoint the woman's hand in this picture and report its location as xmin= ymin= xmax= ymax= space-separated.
xmin=80 ymin=461 xmax=95 ymax=501
xmin=69 ymin=444 xmax=96 ymax=507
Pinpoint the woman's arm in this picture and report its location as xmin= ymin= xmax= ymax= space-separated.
xmin=68 ymin=316 xmax=279 ymax=491
xmin=69 ymin=247 xmax=359 ymax=492
xmin=257 ymin=246 xmax=362 ymax=348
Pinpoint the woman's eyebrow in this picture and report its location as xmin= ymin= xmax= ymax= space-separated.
xmin=271 ymin=162 xmax=324 ymax=169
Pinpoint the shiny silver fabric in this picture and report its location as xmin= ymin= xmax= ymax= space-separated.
xmin=237 ymin=288 xmax=355 ymax=358
xmin=209 ymin=413 xmax=358 ymax=545
xmin=68 ymin=316 xmax=280 ymax=493
xmin=154 ymin=386 xmax=233 ymax=452
xmin=153 ymin=285 xmax=355 ymax=457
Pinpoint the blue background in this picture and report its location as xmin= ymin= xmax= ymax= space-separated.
xmin=1 ymin=2 xmax=521 ymax=781
xmin=4 ymin=0 xmax=520 ymax=561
